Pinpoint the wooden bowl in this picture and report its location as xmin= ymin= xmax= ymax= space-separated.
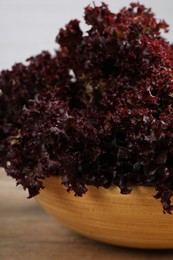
xmin=36 ymin=176 xmax=173 ymax=249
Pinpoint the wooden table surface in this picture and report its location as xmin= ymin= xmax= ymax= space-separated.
xmin=1 ymin=168 xmax=173 ymax=260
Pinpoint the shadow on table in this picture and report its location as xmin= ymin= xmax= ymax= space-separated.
xmin=73 ymin=234 xmax=173 ymax=260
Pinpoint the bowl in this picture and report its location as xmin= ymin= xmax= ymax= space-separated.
xmin=36 ymin=176 xmax=173 ymax=249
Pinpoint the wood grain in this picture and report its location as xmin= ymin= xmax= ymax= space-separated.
xmin=1 ymin=168 xmax=173 ymax=259
xmin=37 ymin=176 xmax=173 ymax=249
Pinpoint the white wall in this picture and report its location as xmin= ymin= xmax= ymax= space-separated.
xmin=0 ymin=0 xmax=172 ymax=70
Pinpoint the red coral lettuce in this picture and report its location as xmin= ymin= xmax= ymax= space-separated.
xmin=1 ymin=3 xmax=173 ymax=213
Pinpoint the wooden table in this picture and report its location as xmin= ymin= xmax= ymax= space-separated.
xmin=1 ymin=168 xmax=173 ymax=260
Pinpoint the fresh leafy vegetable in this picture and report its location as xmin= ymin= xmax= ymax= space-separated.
xmin=1 ymin=3 xmax=173 ymax=213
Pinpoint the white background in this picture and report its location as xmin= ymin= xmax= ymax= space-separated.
xmin=0 ymin=0 xmax=173 ymax=70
